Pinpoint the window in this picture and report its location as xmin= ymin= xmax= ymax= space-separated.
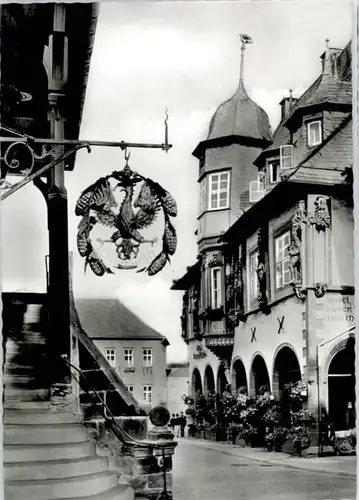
xmin=275 ymin=231 xmax=292 ymax=289
xmin=280 ymin=145 xmax=293 ymax=170
xmin=124 ymin=349 xmax=134 ymax=367
xmin=199 ymin=179 xmax=206 ymax=214
xmin=142 ymin=385 xmax=152 ymax=404
xmin=249 ymin=251 xmax=259 ymax=303
xmin=211 ymin=267 xmax=222 ymax=309
xmin=105 ymin=348 xmax=116 ymax=367
xmin=249 ymin=172 xmax=265 ymax=203
xmin=268 ymin=160 xmax=280 ymax=184
xmin=307 ymin=120 xmax=322 ymax=147
xmin=126 ymin=385 xmax=134 ymax=394
xmin=208 ymin=171 xmax=230 ymax=210
xmin=142 ymin=348 xmax=153 ymax=367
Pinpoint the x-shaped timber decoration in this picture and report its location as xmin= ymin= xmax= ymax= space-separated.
xmin=277 ymin=316 xmax=285 ymax=334
xmin=251 ymin=327 xmax=257 ymax=343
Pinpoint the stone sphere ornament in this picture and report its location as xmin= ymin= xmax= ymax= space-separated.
xmin=75 ymin=153 xmax=178 ymax=277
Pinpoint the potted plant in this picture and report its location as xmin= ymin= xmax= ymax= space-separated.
xmin=287 ymin=425 xmax=310 ymax=456
xmin=273 ymin=427 xmax=288 ymax=452
xmin=265 ymin=431 xmax=275 ymax=451
xmin=210 ymin=423 xmax=227 ymax=442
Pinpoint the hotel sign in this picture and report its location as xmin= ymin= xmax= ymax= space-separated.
xmin=316 ymin=294 xmax=355 ymax=326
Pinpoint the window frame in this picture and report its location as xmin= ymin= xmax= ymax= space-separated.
xmin=199 ymin=178 xmax=206 ymax=215
xmin=208 ymin=171 xmax=230 ymax=211
xmin=124 ymin=348 xmax=134 ymax=368
xmin=307 ymin=120 xmax=322 ymax=147
xmin=126 ymin=385 xmax=134 ymax=394
xmin=142 ymin=385 xmax=152 ymax=404
xmin=249 ymin=172 xmax=265 ymax=203
xmin=210 ymin=266 xmax=222 ymax=309
xmin=274 ymin=231 xmax=292 ymax=290
xmin=267 ymin=159 xmax=280 ymax=184
xmin=279 ymin=145 xmax=293 ymax=170
xmin=105 ymin=347 xmax=116 ymax=367
xmin=142 ymin=348 xmax=153 ymax=367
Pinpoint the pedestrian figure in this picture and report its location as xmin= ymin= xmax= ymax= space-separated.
xmin=180 ymin=411 xmax=187 ymax=437
xmin=169 ymin=414 xmax=176 ymax=431
xmin=175 ymin=414 xmax=181 ymax=437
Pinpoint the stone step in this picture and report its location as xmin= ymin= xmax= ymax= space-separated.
xmin=4 ymin=409 xmax=81 ymax=425
xmin=4 ymin=470 xmax=118 ymax=500
xmin=4 ymin=456 xmax=109 ymax=481
xmin=60 ymin=484 xmax=135 ymax=500
xmin=4 ymin=423 xmax=89 ymax=445
xmin=4 ymin=400 xmax=51 ymax=410
xmin=4 ymin=362 xmax=38 ymax=376
xmin=4 ymin=441 xmax=96 ymax=463
xmin=3 ymin=373 xmax=46 ymax=389
xmin=5 ymin=387 xmax=50 ymax=402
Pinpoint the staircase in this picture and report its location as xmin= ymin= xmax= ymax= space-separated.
xmin=3 ymin=295 xmax=135 ymax=500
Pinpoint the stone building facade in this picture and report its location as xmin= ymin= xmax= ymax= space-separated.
xmin=172 ymin=39 xmax=354 ymax=434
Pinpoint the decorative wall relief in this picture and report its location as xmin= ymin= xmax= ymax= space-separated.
xmin=256 ymin=227 xmax=269 ymax=313
xmin=308 ymin=195 xmax=331 ymax=232
xmin=224 ymin=244 xmax=244 ymax=328
xmin=193 ymin=342 xmax=207 ymax=360
xmin=290 ymin=200 xmax=308 ymax=300
xmin=180 ymin=291 xmax=189 ymax=338
xmin=192 ymin=285 xmax=200 ymax=335
xmin=314 ymin=283 xmax=327 ymax=298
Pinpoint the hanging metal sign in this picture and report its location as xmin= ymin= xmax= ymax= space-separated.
xmin=75 ymin=150 xmax=177 ymax=277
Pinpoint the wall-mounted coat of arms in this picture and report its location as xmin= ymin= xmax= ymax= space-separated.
xmin=75 ymin=153 xmax=177 ymax=276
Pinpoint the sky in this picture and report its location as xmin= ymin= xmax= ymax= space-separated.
xmin=1 ymin=0 xmax=352 ymax=362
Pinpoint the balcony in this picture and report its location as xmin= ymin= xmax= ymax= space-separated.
xmin=204 ymin=332 xmax=234 ymax=361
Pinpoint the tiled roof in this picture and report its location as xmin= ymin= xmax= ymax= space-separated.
xmin=207 ymin=80 xmax=271 ymax=143
xmin=301 ymin=118 xmax=352 ymax=170
xmin=75 ymin=298 xmax=169 ymax=343
xmin=283 ymin=43 xmax=351 ymax=127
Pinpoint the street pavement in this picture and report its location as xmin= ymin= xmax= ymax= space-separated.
xmin=172 ymin=438 xmax=356 ymax=500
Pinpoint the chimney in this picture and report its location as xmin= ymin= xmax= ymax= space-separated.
xmin=279 ymin=90 xmax=298 ymax=121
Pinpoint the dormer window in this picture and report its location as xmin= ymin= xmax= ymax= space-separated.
xmin=209 ymin=171 xmax=230 ymax=210
xmin=280 ymin=145 xmax=293 ymax=170
xmin=267 ymin=159 xmax=280 ymax=184
xmin=307 ymin=120 xmax=322 ymax=147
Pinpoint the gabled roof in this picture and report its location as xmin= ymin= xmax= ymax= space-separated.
xmin=75 ymin=298 xmax=169 ymax=345
xmin=283 ymin=42 xmax=351 ymax=129
xmin=220 ymin=114 xmax=352 ymax=243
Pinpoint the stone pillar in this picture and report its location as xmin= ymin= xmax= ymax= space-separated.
xmin=46 ymin=4 xmax=72 ymax=409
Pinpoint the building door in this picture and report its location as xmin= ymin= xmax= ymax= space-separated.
xmin=328 ymin=338 xmax=355 ymax=431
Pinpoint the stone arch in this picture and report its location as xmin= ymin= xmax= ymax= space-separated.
xmin=231 ymin=356 xmax=248 ymax=396
xmin=203 ymin=364 xmax=215 ymax=398
xmin=249 ymin=353 xmax=270 ymax=396
xmin=191 ymin=367 xmax=203 ymax=400
xmin=327 ymin=335 xmax=355 ymax=431
xmin=216 ymin=363 xmax=228 ymax=396
xmin=272 ymin=344 xmax=301 ymax=400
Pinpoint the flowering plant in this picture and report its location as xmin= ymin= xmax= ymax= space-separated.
xmin=287 ymin=425 xmax=310 ymax=450
xmin=285 ymin=381 xmax=308 ymax=402
xmin=291 ymin=408 xmax=314 ymax=425
xmin=256 ymin=390 xmax=275 ymax=408
xmin=263 ymin=407 xmax=282 ymax=425
xmin=182 ymin=395 xmax=194 ymax=406
xmin=273 ymin=427 xmax=288 ymax=445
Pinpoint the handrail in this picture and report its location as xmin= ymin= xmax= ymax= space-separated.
xmin=61 ymin=355 xmax=172 ymax=500
xmin=61 ymin=354 xmax=142 ymax=446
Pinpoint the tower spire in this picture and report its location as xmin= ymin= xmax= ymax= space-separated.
xmin=239 ymin=33 xmax=253 ymax=82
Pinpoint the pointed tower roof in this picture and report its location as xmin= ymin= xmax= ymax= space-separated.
xmin=193 ymin=34 xmax=271 ymax=159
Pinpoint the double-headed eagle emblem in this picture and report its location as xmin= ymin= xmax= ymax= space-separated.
xmin=75 ymin=158 xmax=177 ymax=277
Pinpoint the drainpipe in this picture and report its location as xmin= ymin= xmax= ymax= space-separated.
xmin=316 ymin=344 xmax=321 ymax=457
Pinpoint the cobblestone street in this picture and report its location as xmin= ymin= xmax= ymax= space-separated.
xmin=173 ymin=439 xmax=356 ymax=500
